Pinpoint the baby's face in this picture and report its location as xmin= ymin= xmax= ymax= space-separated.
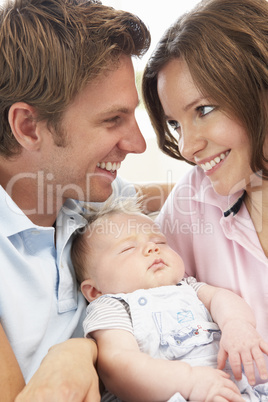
xmin=85 ymin=212 xmax=185 ymax=295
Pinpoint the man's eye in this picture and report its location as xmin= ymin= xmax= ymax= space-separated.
xmin=197 ymin=105 xmax=215 ymax=116
xmin=104 ymin=116 xmax=121 ymax=125
xmin=167 ymin=120 xmax=180 ymax=131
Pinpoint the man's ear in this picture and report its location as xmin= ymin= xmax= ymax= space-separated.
xmin=8 ymin=102 xmax=40 ymax=151
xmin=81 ymin=279 xmax=103 ymax=303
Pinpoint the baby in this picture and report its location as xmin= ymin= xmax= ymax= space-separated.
xmin=72 ymin=198 xmax=268 ymax=402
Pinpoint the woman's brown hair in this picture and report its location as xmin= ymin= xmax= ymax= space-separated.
xmin=142 ymin=0 xmax=268 ymax=177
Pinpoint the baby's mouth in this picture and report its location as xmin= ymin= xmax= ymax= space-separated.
xmin=148 ymin=258 xmax=166 ymax=270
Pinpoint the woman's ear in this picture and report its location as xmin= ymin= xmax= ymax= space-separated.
xmin=81 ymin=279 xmax=103 ymax=303
xmin=8 ymin=102 xmax=40 ymax=151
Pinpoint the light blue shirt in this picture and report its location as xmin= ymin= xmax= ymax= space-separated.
xmin=0 ymin=176 xmax=135 ymax=382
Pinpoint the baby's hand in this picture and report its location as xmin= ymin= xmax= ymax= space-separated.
xmin=218 ymin=319 xmax=268 ymax=385
xmin=187 ymin=366 xmax=243 ymax=402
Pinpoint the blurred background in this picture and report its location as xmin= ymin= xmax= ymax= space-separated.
xmin=102 ymin=0 xmax=199 ymax=184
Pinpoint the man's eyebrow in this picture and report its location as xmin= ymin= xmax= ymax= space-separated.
xmin=98 ymin=100 xmax=141 ymax=119
xmin=103 ymin=107 xmax=129 ymax=116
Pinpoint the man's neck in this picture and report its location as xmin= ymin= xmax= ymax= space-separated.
xmin=0 ymin=161 xmax=61 ymax=228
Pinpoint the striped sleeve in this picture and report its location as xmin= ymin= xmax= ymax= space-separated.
xmin=183 ymin=276 xmax=206 ymax=293
xmin=83 ymin=296 xmax=133 ymax=338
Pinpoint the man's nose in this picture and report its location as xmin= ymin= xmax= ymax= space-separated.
xmin=118 ymin=120 xmax=146 ymax=154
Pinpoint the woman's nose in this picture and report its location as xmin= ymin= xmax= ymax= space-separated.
xmin=178 ymin=126 xmax=207 ymax=162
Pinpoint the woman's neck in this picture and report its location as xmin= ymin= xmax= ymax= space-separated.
xmin=245 ymin=178 xmax=268 ymax=256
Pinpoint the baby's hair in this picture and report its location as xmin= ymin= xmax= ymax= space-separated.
xmin=83 ymin=195 xmax=143 ymax=225
xmin=72 ymin=196 xmax=143 ymax=284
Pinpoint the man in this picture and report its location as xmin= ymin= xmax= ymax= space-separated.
xmin=0 ymin=0 xmax=150 ymax=400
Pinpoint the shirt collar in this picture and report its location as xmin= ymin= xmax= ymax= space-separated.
xmin=223 ymin=191 xmax=246 ymax=217
xmin=0 ymin=186 xmax=87 ymax=239
xmin=0 ymin=185 xmax=38 ymax=236
xmin=55 ymin=198 xmax=88 ymax=248
xmin=192 ymin=168 xmax=245 ymax=216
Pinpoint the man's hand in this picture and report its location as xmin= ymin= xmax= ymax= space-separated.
xmin=15 ymin=338 xmax=100 ymax=402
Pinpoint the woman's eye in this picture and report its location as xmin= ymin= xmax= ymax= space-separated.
xmin=167 ymin=120 xmax=180 ymax=132
xmin=197 ymin=105 xmax=215 ymax=117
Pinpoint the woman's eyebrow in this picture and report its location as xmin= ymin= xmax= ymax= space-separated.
xmin=164 ymin=96 xmax=206 ymax=120
xmin=183 ymin=96 xmax=206 ymax=111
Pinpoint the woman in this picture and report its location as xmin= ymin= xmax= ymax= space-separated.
xmin=142 ymin=0 xmax=268 ymax=384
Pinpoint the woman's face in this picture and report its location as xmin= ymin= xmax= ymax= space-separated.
xmin=157 ymin=58 xmax=255 ymax=196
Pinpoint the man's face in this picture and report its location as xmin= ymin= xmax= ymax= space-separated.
xmin=41 ymin=55 xmax=146 ymax=204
